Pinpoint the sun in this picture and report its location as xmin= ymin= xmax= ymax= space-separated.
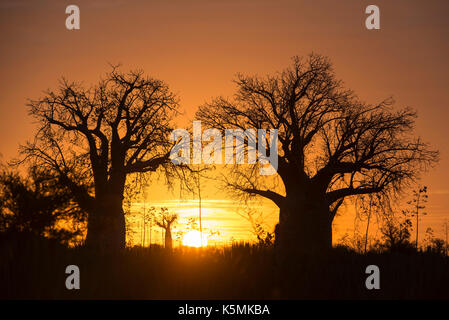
xmin=182 ymin=230 xmax=207 ymax=247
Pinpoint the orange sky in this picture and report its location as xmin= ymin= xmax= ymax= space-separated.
xmin=1 ymin=0 xmax=449 ymax=244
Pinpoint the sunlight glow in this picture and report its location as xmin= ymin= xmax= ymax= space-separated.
xmin=182 ymin=230 xmax=208 ymax=247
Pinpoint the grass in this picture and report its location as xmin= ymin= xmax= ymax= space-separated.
xmin=1 ymin=233 xmax=449 ymax=299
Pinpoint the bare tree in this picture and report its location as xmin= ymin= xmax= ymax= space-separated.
xmin=444 ymin=220 xmax=449 ymax=256
xmin=196 ymin=54 xmax=438 ymax=257
xmin=152 ymin=207 xmax=178 ymax=249
xmin=238 ymin=207 xmax=274 ymax=246
xmin=407 ymin=186 xmax=428 ymax=249
xmin=17 ymin=67 xmax=180 ymax=250
xmin=355 ymin=189 xmax=384 ymax=254
xmin=379 ymin=210 xmax=413 ymax=252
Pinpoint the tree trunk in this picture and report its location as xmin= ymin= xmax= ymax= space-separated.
xmin=165 ymin=227 xmax=173 ymax=249
xmin=85 ymin=191 xmax=126 ymax=250
xmin=275 ymin=192 xmax=332 ymax=262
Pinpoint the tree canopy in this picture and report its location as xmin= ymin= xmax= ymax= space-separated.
xmin=197 ymin=53 xmax=438 ymax=211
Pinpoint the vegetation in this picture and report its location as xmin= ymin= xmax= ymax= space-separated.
xmin=1 ymin=237 xmax=448 ymax=299
xmin=0 ymin=167 xmax=86 ymax=245
xmin=0 ymin=54 xmax=446 ymax=299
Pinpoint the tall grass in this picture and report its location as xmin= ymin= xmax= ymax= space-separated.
xmin=1 ymin=233 xmax=448 ymax=299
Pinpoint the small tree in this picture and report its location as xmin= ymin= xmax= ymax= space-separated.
xmin=238 ymin=208 xmax=273 ymax=246
xmin=443 ymin=220 xmax=449 ymax=256
xmin=356 ymin=192 xmax=383 ymax=254
xmin=408 ymin=186 xmax=428 ymax=249
xmin=152 ymin=207 xmax=178 ymax=249
xmin=379 ymin=210 xmax=413 ymax=252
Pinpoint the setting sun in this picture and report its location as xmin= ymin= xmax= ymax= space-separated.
xmin=182 ymin=230 xmax=208 ymax=247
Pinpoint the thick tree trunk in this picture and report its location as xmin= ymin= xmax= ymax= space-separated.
xmin=275 ymin=192 xmax=332 ymax=262
xmin=85 ymin=190 xmax=126 ymax=250
xmin=273 ymin=189 xmax=334 ymax=298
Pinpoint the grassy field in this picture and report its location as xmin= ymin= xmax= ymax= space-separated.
xmin=1 ymin=233 xmax=449 ymax=299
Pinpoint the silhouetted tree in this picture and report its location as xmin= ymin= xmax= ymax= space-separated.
xmin=0 ymin=167 xmax=86 ymax=244
xmin=152 ymin=207 xmax=177 ymax=249
xmin=379 ymin=211 xmax=413 ymax=252
xmin=356 ymin=191 xmax=383 ymax=254
xmin=444 ymin=220 xmax=449 ymax=256
xmin=196 ymin=54 xmax=438 ymax=258
xmin=407 ymin=186 xmax=428 ymax=249
xmin=17 ymin=67 xmax=180 ymax=250
xmin=238 ymin=208 xmax=273 ymax=246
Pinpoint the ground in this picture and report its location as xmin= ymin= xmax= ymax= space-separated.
xmin=1 ymin=234 xmax=448 ymax=299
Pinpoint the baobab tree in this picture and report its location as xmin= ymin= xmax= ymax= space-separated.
xmin=196 ymin=53 xmax=438 ymax=257
xmin=17 ymin=67 xmax=180 ymax=250
xmin=152 ymin=207 xmax=178 ymax=249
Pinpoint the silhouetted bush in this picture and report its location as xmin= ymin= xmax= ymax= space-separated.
xmin=0 ymin=167 xmax=86 ymax=245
